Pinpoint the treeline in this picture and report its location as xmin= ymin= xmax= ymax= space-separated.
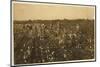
xmin=14 ymin=19 xmax=94 ymax=24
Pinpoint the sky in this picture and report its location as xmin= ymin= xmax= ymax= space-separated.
xmin=13 ymin=2 xmax=95 ymax=20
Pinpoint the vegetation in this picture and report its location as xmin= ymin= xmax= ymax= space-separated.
xmin=14 ymin=19 xmax=95 ymax=64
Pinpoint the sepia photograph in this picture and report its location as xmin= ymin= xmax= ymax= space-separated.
xmin=12 ymin=1 xmax=96 ymax=66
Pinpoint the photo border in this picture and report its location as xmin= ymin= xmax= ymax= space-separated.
xmin=10 ymin=0 xmax=96 ymax=67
